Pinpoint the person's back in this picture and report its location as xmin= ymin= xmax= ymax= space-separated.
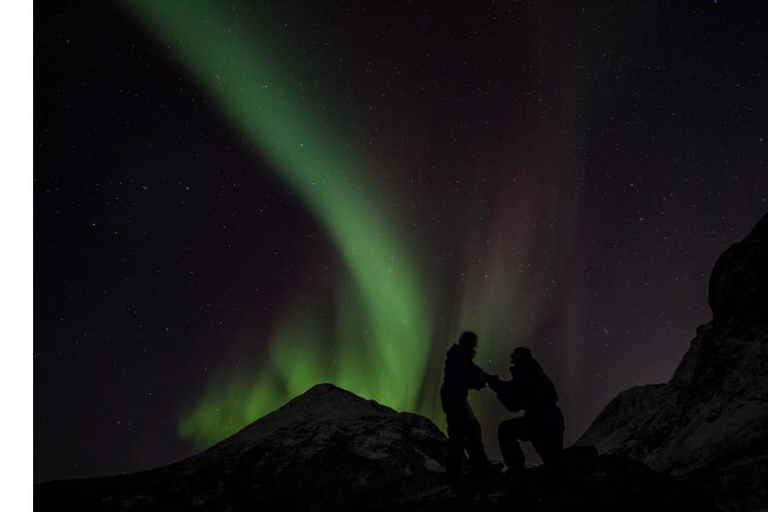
xmin=499 ymin=356 xmax=558 ymax=414
xmin=491 ymin=347 xmax=564 ymax=472
xmin=441 ymin=342 xmax=487 ymax=408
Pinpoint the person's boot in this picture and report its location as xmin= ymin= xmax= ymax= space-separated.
xmin=445 ymin=457 xmax=461 ymax=489
xmin=487 ymin=461 xmax=504 ymax=474
xmin=475 ymin=460 xmax=504 ymax=478
xmin=503 ymin=465 xmax=526 ymax=481
xmin=446 ymin=470 xmax=460 ymax=489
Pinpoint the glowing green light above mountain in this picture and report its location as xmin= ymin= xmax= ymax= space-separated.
xmin=126 ymin=1 xmax=432 ymax=447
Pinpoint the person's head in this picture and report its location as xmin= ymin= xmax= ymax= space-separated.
xmin=458 ymin=331 xmax=478 ymax=357
xmin=510 ymin=346 xmax=532 ymax=367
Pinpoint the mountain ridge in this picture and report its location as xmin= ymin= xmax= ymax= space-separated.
xmin=577 ymin=212 xmax=768 ymax=511
xmin=36 ymin=212 xmax=768 ymax=511
xmin=36 ymin=382 xmax=715 ymax=511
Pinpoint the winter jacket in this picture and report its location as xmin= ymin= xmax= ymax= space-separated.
xmin=440 ymin=344 xmax=488 ymax=407
xmin=493 ymin=358 xmax=558 ymax=415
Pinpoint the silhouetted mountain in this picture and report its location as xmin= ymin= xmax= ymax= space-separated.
xmin=578 ymin=212 xmax=768 ymax=511
xmin=38 ymin=215 xmax=768 ymax=512
xmin=36 ymin=383 xmax=714 ymax=511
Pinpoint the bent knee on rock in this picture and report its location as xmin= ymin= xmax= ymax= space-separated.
xmin=498 ymin=418 xmax=526 ymax=439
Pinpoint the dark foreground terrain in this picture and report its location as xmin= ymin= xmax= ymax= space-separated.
xmin=36 ymin=384 xmax=715 ymax=512
xmin=36 ymin=213 xmax=768 ymax=511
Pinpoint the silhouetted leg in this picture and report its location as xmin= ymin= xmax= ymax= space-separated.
xmin=464 ymin=410 xmax=492 ymax=473
xmin=445 ymin=418 xmax=466 ymax=485
xmin=532 ymin=434 xmax=561 ymax=465
xmin=531 ymin=408 xmax=565 ymax=465
xmin=447 ymin=412 xmax=480 ymax=483
xmin=498 ymin=418 xmax=527 ymax=471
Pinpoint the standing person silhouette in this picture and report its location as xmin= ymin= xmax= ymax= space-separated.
xmin=440 ymin=331 xmax=501 ymax=486
xmin=488 ymin=347 xmax=564 ymax=473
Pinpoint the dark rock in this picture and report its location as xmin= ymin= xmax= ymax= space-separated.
xmin=577 ymin=212 xmax=768 ymax=511
xmin=36 ymin=383 xmax=714 ymax=511
xmin=709 ymin=212 xmax=768 ymax=327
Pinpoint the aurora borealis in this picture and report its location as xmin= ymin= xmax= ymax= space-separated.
xmin=121 ymin=1 xmax=596 ymax=448
xmin=125 ymin=0 xmax=434 ymax=447
xmin=35 ymin=0 xmax=768 ymax=482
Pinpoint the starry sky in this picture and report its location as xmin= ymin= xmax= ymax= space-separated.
xmin=35 ymin=1 xmax=767 ymax=483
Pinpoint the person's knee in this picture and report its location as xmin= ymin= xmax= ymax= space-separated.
xmin=499 ymin=419 xmax=522 ymax=439
xmin=533 ymin=434 xmax=562 ymax=458
xmin=498 ymin=418 xmax=514 ymax=432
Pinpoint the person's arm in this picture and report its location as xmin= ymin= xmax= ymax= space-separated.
xmin=463 ymin=361 xmax=490 ymax=390
xmin=495 ymin=380 xmax=523 ymax=412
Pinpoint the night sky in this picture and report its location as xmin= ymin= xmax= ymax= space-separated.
xmin=35 ymin=1 xmax=767 ymax=483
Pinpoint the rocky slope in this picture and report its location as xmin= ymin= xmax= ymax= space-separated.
xmin=578 ymin=212 xmax=768 ymax=511
xmin=37 ymin=214 xmax=768 ymax=511
xmin=36 ymin=383 xmax=714 ymax=512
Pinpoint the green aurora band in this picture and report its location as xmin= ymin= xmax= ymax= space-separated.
xmin=125 ymin=1 xmax=433 ymax=447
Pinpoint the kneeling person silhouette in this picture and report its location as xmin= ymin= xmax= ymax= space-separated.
xmin=488 ymin=347 xmax=564 ymax=473
xmin=440 ymin=331 xmax=502 ymax=486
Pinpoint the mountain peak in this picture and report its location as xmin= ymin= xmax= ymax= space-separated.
xmin=284 ymin=382 xmax=397 ymax=416
xmin=190 ymin=383 xmax=404 ymax=463
xmin=245 ymin=382 xmax=397 ymax=428
xmin=709 ymin=211 xmax=768 ymax=327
